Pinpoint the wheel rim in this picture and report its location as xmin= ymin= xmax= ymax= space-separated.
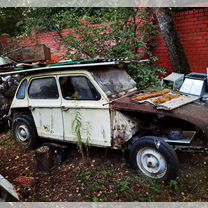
xmin=16 ymin=124 xmax=30 ymax=143
xmin=136 ymin=147 xmax=167 ymax=179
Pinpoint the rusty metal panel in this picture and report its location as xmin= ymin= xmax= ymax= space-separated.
xmin=112 ymin=111 xmax=138 ymax=148
xmin=22 ymin=44 xmax=51 ymax=62
xmin=112 ymin=95 xmax=208 ymax=139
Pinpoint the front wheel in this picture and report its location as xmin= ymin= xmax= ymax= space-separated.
xmin=129 ymin=136 xmax=179 ymax=181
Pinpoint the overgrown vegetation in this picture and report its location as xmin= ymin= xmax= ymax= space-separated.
xmin=127 ymin=62 xmax=166 ymax=89
xmin=1 ymin=132 xmax=208 ymax=201
xmin=60 ymin=8 xmax=166 ymax=89
xmin=0 ymin=131 xmax=13 ymax=147
xmin=0 ymin=8 xmax=166 ymax=89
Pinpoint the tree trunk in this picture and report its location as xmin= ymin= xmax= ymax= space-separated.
xmin=35 ymin=146 xmax=54 ymax=171
xmin=153 ymin=8 xmax=190 ymax=74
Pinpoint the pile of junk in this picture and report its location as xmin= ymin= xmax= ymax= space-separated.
xmin=0 ymin=43 xmax=208 ymax=200
xmin=131 ymin=71 xmax=208 ymax=111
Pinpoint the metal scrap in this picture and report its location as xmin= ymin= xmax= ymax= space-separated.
xmin=0 ymin=174 xmax=19 ymax=201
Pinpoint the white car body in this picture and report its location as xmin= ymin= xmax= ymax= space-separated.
xmin=10 ymin=67 xmax=138 ymax=149
xmin=6 ymin=60 xmax=205 ymax=180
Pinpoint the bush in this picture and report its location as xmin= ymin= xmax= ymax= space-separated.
xmin=127 ymin=62 xmax=166 ymax=90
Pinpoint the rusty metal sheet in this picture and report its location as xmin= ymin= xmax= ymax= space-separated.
xmin=111 ymin=95 xmax=208 ymax=139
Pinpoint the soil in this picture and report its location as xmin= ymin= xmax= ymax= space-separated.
xmin=0 ymin=132 xmax=208 ymax=202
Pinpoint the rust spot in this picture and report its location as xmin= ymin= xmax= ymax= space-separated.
xmin=43 ymin=125 xmax=50 ymax=132
xmin=112 ymin=136 xmax=125 ymax=148
xmin=112 ymin=95 xmax=208 ymax=139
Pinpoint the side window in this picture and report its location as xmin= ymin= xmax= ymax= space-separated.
xmin=29 ymin=77 xmax=59 ymax=99
xmin=59 ymin=76 xmax=101 ymax=100
xmin=16 ymin=79 xmax=27 ymax=99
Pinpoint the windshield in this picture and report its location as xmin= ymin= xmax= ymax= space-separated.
xmin=92 ymin=67 xmax=136 ymax=97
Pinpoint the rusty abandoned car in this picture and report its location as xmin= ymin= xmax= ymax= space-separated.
xmin=1 ymin=59 xmax=208 ymax=182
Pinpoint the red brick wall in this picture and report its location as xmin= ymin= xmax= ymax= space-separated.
xmin=1 ymin=8 xmax=208 ymax=73
xmin=152 ymin=8 xmax=208 ymax=73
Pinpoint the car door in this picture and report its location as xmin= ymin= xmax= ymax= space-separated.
xmin=28 ymin=76 xmax=64 ymax=140
xmin=59 ymin=73 xmax=112 ymax=147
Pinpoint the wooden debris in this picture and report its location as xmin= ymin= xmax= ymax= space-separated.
xmin=35 ymin=146 xmax=54 ymax=172
xmin=131 ymin=89 xmax=170 ymax=102
xmin=22 ymin=44 xmax=51 ymax=63
xmin=156 ymin=95 xmax=199 ymax=111
xmin=153 ymin=94 xmax=180 ymax=105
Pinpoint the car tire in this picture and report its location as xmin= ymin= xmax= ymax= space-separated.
xmin=129 ymin=136 xmax=179 ymax=182
xmin=12 ymin=115 xmax=38 ymax=149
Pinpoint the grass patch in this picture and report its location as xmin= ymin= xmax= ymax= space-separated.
xmin=0 ymin=131 xmax=13 ymax=147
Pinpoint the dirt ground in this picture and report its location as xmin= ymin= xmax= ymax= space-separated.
xmin=0 ymin=131 xmax=208 ymax=202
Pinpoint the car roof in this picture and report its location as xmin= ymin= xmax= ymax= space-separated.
xmin=0 ymin=59 xmax=128 ymax=77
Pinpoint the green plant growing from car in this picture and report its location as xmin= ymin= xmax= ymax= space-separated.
xmin=72 ymin=105 xmax=92 ymax=160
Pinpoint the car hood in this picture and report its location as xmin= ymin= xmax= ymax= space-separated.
xmin=111 ymin=94 xmax=208 ymax=139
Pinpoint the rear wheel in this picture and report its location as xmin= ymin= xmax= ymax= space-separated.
xmin=12 ymin=115 xmax=38 ymax=149
xmin=129 ymin=136 xmax=179 ymax=181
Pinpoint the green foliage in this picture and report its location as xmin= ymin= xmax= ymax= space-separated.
xmin=170 ymin=179 xmax=181 ymax=194
xmin=63 ymin=9 xmax=154 ymax=59
xmin=60 ymin=8 xmax=166 ymax=89
xmin=72 ymin=108 xmax=92 ymax=160
xmin=83 ymin=122 xmax=92 ymax=158
xmin=19 ymin=8 xmax=110 ymax=34
xmin=117 ymin=179 xmax=130 ymax=192
xmin=0 ymin=131 xmax=13 ymax=146
xmin=92 ymin=196 xmax=99 ymax=202
xmin=72 ymin=109 xmax=85 ymax=160
xmin=128 ymin=62 xmax=166 ymax=89
xmin=0 ymin=8 xmax=26 ymax=36
xmin=0 ymin=8 xmax=166 ymax=90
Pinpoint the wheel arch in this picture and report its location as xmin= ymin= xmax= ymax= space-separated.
xmin=9 ymin=107 xmax=33 ymax=121
xmin=128 ymin=111 xmax=207 ymax=146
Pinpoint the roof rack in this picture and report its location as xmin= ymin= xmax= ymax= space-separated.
xmin=0 ymin=58 xmax=128 ymax=76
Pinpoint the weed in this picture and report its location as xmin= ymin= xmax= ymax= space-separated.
xmin=170 ymin=180 xmax=181 ymax=194
xmin=117 ymin=179 xmax=130 ymax=192
xmin=83 ymin=121 xmax=92 ymax=158
xmin=0 ymin=131 xmax=13 ymax=147
xmin=72 ymin=106 xmax=92 ymax=160
xmin=92 ymin=196 xmax=99 ymax=202
xmin=100 ymin=169 xmax=114 ymax=177
xmin=72 ymin=109 xmax=85 ymax=160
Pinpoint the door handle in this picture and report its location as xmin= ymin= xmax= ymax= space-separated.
xmin=61 ymin=106 xmax=70 ymax=111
